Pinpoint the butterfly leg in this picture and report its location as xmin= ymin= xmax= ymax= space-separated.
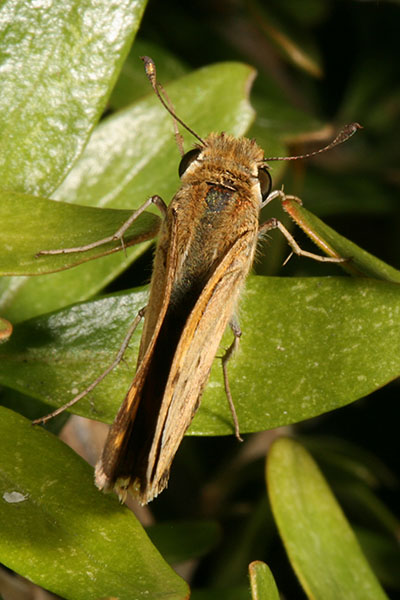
xmin=36 ymin=195 xmax=167 ymax=256
xmin=32 ymin=307 xmax=146 ymax=425
xmin=259 ymin=217 xmax=346 ymax=263
xmin=221 ymin=317 xmax=243 ymax=442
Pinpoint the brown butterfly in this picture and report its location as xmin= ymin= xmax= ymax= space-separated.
xmin=35 ymin=57 xmax=360 ymax=504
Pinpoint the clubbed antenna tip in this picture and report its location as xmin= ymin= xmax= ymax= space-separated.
xmin=264 ymin=122 xmax=363 ymax=162
xmin=140 ymin=56 xmax=205 ymax=149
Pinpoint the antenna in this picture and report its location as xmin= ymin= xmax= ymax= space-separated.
xmin=141 ymin=56 xmax=205 ymax=151
xmin=141 ymin=56 xmax=361 ymax=162
xmin=264 ymin=122 xmax=363 ymax=162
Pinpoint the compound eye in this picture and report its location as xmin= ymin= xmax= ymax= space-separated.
xmin=258 ymin=166 xmax=272 ymax=201
xmin=178 ymin=148 xmax=201 ymax=178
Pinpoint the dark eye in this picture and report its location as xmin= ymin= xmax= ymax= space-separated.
xmin=178 ymin=148 xmax=201 ymax=178
xmin=258 ymin=166 xmax=272 ymax=201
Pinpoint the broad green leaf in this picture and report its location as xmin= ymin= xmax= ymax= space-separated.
xmin=0 ymin=0 xmax=147 ymax=196
xmin=0 ymin=62 xmax=256 ymax=322
xmin=267 ymin=437 xmax=389 ymax=600
xmin=1 ymin=276 xmax=399 ymax=435
xmin=54 ymin=63 xmax=255 ymax=209
xmin=0 ymin=191 xmax=160 ymax=275
xmin=196 ymin=275 xmax=400 ymax=434
xmin=0 ymin=288 xmax=148 ymax=423
xmin=0 ymin=407 xmax=189 ymax=600
xmin=282 ymin=198 xmax=400 ymax=282
xmin=249 ymin=561 xmax=280 ymax=600
xmin=147 ymin=520 xmax=220 ymax=565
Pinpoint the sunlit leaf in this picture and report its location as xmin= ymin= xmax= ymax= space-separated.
xmin=1 ymin=274 xmax=399 ymax=435
xmin=0 ymin=407 xmax=189 ymax=600
xmin=0 ymin=62 xmax=256 ymax=322
xmin=0 ymin=192 xmax=160 ymax=276
xmin=0 ymin=0 xmax=147 ymax=196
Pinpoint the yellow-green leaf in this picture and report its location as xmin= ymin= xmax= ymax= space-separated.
xmin=267 ymin=437 xmax=388 ymax=600
xmin=0 ymin=407 xmax=189 ymax=600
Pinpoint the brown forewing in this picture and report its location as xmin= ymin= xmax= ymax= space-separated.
xmin=144 ymin=229 xmax=258 ymax=500
xmin=94 ymin=210 xmax=180 ymax=496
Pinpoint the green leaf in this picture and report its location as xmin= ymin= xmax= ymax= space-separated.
xmin=0 ymin=288 xmax=147 ymax=423
xmin=267 ymin=437 xmax=389 ymax=600
xmin=249 ymin=561 xmax=280 ymax=600
xmin=1 ymin=276 xmax=399 ymax=435
xmin=283 ymin=198 xmax=400 ymax=282
xmin=0 ymin=0 xmax=147 ymax=196
xmin=0 ymin=191 xmax=160 ymax=276
xmin=0 ymin=62 xmax=256 ymax=322
xmin=196 ymin=275 xmax=400 ymax=434
xmin=0 ymin=407 xmax=189 ymax=600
